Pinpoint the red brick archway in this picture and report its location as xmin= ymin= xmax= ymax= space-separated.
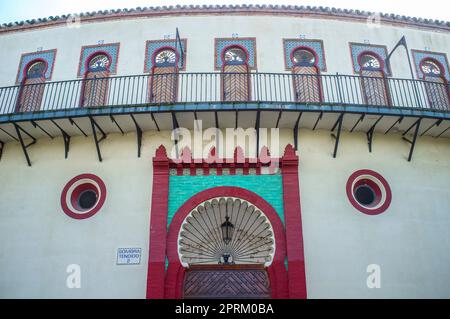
xmin=145 ymin=144 xmax=307 ymax=299
xmin=164 ymin=186 xmax=288 ymax=299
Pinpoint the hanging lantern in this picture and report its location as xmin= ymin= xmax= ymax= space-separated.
xmin=220 ymin=216 xmax=234 ymax=245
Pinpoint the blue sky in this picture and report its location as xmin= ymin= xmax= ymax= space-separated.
xmin=0 ymin=0 xmax=448 ymax=24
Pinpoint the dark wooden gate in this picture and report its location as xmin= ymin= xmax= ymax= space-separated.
xmin=222 ymin=64 xmax=251 ymax=102
xmin=183 ymin=265 xmax=270 ymax=299
xmin=81 ymin=70 xmax=109 ymax=107
xmin=149 ymin=66 xmax=178 ymax=103
xmin=360 ymin=69 xmax=391 ymax=106
xmin=292 ymin=65 xmax=322 ymax=103
xmin=16 ymin=77 xmax=45 ymax=112
xmin=423 ymin=76 xmax=449 ymax=110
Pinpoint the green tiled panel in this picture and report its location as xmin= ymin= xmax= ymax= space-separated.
xmin=168 ymin=174 xmax=284 ymax=227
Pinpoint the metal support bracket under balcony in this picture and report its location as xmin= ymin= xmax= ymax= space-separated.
xmin=110 ymin=115 xmax=125 ymax=135
xmin=0 ymin=127 xmax=19 ymax=142
xmin=171 ymin=112 xmax=179 ymax=159
xmin=31 ymin=121 xmax=54 ymax=139
xmin=293 ymin=112 xmax=302 ymax=151
xmin=366 ymin=116 xmax=384 ymax=153
xmin=420 ymin=119 xmax=442 ymax=137
xmin=275 ymin=110 xmax=282 ymax=129
xmin=0 ymin=140 xmax=4 ymax=161
xmin=151 ymin=112 xmax=160 ymax=132
xmin=384 ymin=116 xmax=403 ymax=134
xmin=255 ymin=110 xmax=261 ymax=154
xmin=402 ymin=118 xmax=421 ymax=162
xmin=13 ymin=123 xmax=36 ymax=167
xmin=90 ymin=117 xmax=107 ymax=162
xmin=69 ymin=117 xmax=88 ymax=137
xmin=313 ymin=112 xmax=323 ymax=130
xmin=51 ymin=120 xmax=71 ymax=159
xmin=130 ymin=114 xmax=142 ymax=158
xmin=435 ymin=126 xmax=450 ymax=138
xmin=331 ymin=113 xmax=344 ymax=158
xmin=350 ymin=114 xmax=365 ymax=132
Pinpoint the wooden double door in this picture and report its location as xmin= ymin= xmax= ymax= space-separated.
xmin=183 ymin=265 xmax=270 ymax=299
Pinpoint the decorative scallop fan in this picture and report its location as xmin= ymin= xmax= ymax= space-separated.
xmin=155 ymin=49 xmax=176 ymax=65
xmin=88 ymin=54 xmax=110 ymax=70
xmin=178 ymin=197 xmax=275 ymax=266
xmin=224 ymin=48 xmax=246 ymax=63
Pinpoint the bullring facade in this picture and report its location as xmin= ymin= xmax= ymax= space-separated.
xmin=0 ymin=5 xmax=449 ymax=299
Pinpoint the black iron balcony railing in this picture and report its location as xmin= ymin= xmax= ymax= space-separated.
xmin=0 ymin=72 xmax=448 ymax=116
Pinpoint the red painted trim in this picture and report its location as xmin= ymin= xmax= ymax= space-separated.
xmin=146 ymin=145 xmax=170 ymax=299
xmin=79 ymin=51 xmax=112 ymax=107
xmin=60 ymin=173 xmax=107 ymax=220
xmin=357 ymin=50 xmax=385 ymax=71
xmin=418 ymin=57 xmax=450 ymax=103
xmin=412 ymin=49 xmax=450 ymax=80
xmin=167 ymin=147 xmax=279 ymax=170
xmin=15 ymin=49 xmax=57 ymax=84
xmin=289 ymin=46 xmax=324 ymax=103
xmin=290 ymin=46 xmax=319 ymax=67
xmin=357 ymin=50 xmax=393 ymax=106
xmin=77 ymin=42 xmax=120 ymax=77
xmin=283 ymin=39 xmax=327 ymax=72
xmin=349 ymin=42 xmax=390 ymax=75
xmin=220 ymin=45 xmax=252 ymax=102
xmin=84 ymin=50 xmax=113 ymax=74
xmin=22 ymin=58 xmax=49 ymax=79
xmin=346 ymin=169 xmax=392 ymax=215
xmin=214 ymin=37 xmax=257 ymax=71
xmin=419 ymin=57 xmax=446 ymax=77
xmin=221 ymin=44 xmax=250 ymax=66
xmin=281 ymin=144 xmax=307 ymax=299
xmin=164 ymin=186 xmax=289 ymax=299
xmin=151 ymin=46 xmax=180 ymax=66
xmin=15 ymin=58 xmax=49 ymax=112
xmin=144 ymin=39 xmax=187 ymax=73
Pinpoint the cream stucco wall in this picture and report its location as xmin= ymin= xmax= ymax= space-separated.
xmin=0 ymin=129 xmax=449 ymax=298
xmin=0 ymin=14 xmax=449 ymax=88
xmin=0 ymin=11 xmax=449 ymax=299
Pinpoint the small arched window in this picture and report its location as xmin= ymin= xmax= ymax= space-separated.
xmin=224 ymin=47 xmax=247 ymax=65
xmin=421 ymin=59 xmax=442 ymax=77
xmin=292 ymin=49 xmax=316 ymax=67
xmin=149 ymin=48 xmax=178 ymax=103
xmin=81 ymin=53 xmax=111 ymax=107
xmin=420 ymin=58 xmax=449 ymax=110
xmin=358 ymin=52 xmax=391 ymax=106
xmin=221 ymin=46 xmax=250 ymax=101
xmin=154 ymin=49 xmax=177 ymax=67
xmin=16 ymin=59 xmax=47 ymax=112
xmin=291 ymin=48 xmax=322 ymax=103
xmin=360 ymin=54 xmax=382 ymax=70
xmin=88 ymin=54 xmax=110 ymax=72
xmin=26 ymin=61 xmax=46 ymax=78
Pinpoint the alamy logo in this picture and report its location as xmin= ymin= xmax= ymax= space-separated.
xmin=367 ymin=12 xmax=381 ymax=29
xmin=66 ymin=14 xmax=81 ymax=29
xmin=366 ymin=264 xmax=381 ymax=288
xmin=170 ymin=120 xmax=280 ymax=165
xmin=66 ymin=264 xmax=81 ymax=288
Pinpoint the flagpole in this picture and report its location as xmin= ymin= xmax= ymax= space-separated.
xmin=386 ymin=36 xmax=422 ymax=107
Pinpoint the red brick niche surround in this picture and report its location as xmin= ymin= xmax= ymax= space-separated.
xmin=146 ymin=144 xmax=307 ymax=299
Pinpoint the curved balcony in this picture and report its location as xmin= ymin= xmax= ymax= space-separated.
xmin=1 ymin=72 xmax=448 ymax=117
xmin=0 ymin=72 xmax=449 ymax=166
